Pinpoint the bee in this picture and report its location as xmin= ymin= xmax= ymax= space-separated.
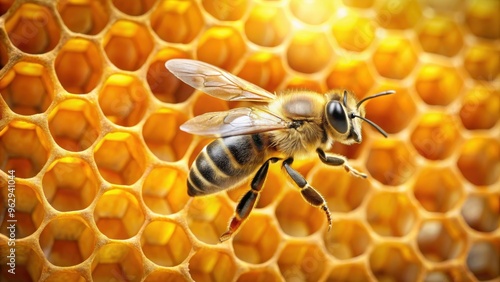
xmin=165 ymin=59 xmax=394 ymax=242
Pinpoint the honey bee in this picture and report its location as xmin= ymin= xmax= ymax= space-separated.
xmin=165 ymin=59 xmax=394 ymax=242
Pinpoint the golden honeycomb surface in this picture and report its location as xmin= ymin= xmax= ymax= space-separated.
xmin=0 ymin=0 xmax=498 ymax=281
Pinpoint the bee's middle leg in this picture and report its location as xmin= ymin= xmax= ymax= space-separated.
xmin=219 ymin=157 xmax=280 ymax=242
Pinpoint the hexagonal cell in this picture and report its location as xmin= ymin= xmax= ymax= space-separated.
xmin=141 ymin=220 xmax=191 ymax=267
xmin=237 ymin=53 xmax=285 ymax=93
xmin=366 ymin=139 xmax=416 ymax=186
xmin=372 ymin=37 xmax=418 ymax=79
xmin=0 ymin=120 xmax=50 ymax=178
xmin=244 ymin=3 xmax=290 ymax=47
xmin=376 ymin=0 xmax=422 ymax=29
xmin=192 ymin=91 xmax=229 ymax=117
xmin=461 ymin=193 xmax=499 ymax=233
xmin=0 ymin=0 xmax=14 ymax=15
xmin=413 ymin=167 xmax=463 ymax=213
xmin=465 ymin=0 xmax=500 ymax=40
xmin=287 ymin=30 xmax=332 ymax=74
xmin=278 ymin=242 xmax=327 ymax=282
xmin=94 ymin=189 xmax=145 ymax=239
xmin=417 ymin=17 xmax=463 ymax=57
xmin=323 ymin=219 xmax=371 ymax=259
xmin=91 ymin=242 xmax=144 ymax=282
xmin=0 ymin=61 xmax=54 ymax=115
xmin=142 ymin=108 xmax=192 ymax=162
xmin=327 ymin=263 xmax=372 ymax=282
xmin=48 ymin=98 xmax=100 ymax=151
xmin=0 ymin=238 xmax=43 ymax=281
xmin=466 ymin=239 xmax=499 ymax=280
xmin=237 ymin=268 xmax=283 ymax=282
xmin=342 ymin=0 xmax=373 ymax=8
xmin=415 ymin=64 xmax=463 ymax=106
xmin=55 ymin=38 xmax=103 ymax=94
xmin=186 ymin=194 xmax=232 ymax=244
xmin=423 ymin=267 xmax=471 ymax=282
xmin=276 ymin=191 xmax=324 ymax=237
xmin=459 ymin=85 xmax=499 ymax=130
xmin=104 ymin=20 xmax=154 ymax=71
xmin=5 ymin=3 xmax=61 ymax=54
xmin=369 ymin=243 xmax=422 ymax=282
xmin=43 ymin=271 xmax=87 ymax=282
xmin=42 ymin=157 xmax=98 ymax=212
xmin=457 ymin=137 xmax=499 ymax=186
xmin=417 ymin=218 xmax=467 ymax=262
xmin=112 ymin=0 xmax=155 ymax=16
xmin=290 ymin=0 xmax=333 ymax=25
xmin=142 ymin=165 xmax=189 ymax=215
xmin=189 ymin=248 xmax=236 ymax=282
xmin=332 ymin=13 xmax=376 ymax=52
xmin=366 ymin=192 xmax=417 ymax=237
xmin=144 ymin=269 xmax=189 ymax=282
xmin=0 ymin=180 xmax=44 ymax=238
xmin=202 ymin=0 xmax=247 ymax=21
xmin=232 ymin=213 xmax=280 ymax=264
xmin=57 ymin=0 xmax=109 ymax=35
xmin=463 ymin=43 xmax=499 ymax=81
xmin=326 ymin=59 xmax=374 ymax=97
xmin=410 ymin=112 xmax=461 ymax=160
xmin=93 ymin=132 xmax=147 ymax=185
xmin=196 ymin=26 xmax=246 ymax=70
xmin=98 ymin=74 xmax=149 ymax=127
xmin=39 ymin=215 xmax=96 ymax=266
xmin=150 ymin=0 xmax=203 ymax=44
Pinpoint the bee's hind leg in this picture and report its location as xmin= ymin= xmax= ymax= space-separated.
xmin=219 ymin=157 xmax=280 ymax=242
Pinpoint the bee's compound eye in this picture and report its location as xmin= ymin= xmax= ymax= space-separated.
xmin=326 ymin=100 xmax=348 ymax=134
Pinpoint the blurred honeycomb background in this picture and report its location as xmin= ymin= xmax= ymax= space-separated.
xmin=0 ymin=0 xmax=498 ymax=281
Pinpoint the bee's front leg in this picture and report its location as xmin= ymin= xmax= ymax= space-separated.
xmin=316 ymin=148 xmax=367 ymax=178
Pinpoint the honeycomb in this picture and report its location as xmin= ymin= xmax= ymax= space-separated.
xmin=0 ymin=0 xmax=498 ymax=281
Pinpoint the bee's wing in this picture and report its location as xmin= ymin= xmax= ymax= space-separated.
xmin=165 ymin=59 xmax=276 ymax=102
xmin=181 ymin=107 xmax=289 ymax=137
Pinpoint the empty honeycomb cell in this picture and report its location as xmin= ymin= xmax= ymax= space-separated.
xmin=244 ymin=3 xmax=289 ymax=47
xmin=376 ymin=0 xmax=422 ymax=29
xmin=94 ymin=189 xmax=145 ymax=239
xmin=142 ymin=108 xmax=191 ymax=162
xmin=459 ymin=85 xmax=499 ymax=130
xmin=98 ymin=74 xmax=149 ymax=127
xmin=461 ymin=193 xmax=499 ymax=233
xmin=423 ymin=267 xmax=471 ymax=282
xmin=327 ymin=263 xmax=371 ymax=282
xmin=5 ymin=3 xmax=60 ymax=54
xmin=0 ymin=120 xmax=50 ymax=178
xmin=287 ymin=30 xmax=332 ymax=74
xmin=43 ymin=271 xmax=87 ymax=282
xmin=278 ymin=242 xmax=326 ymax=282
xmin=93 ymin=132 xmax=147 ymax=185
xmin=196 ymin=26 xmax=246 ymax=70
xmin=417 ymin=17 xmax=463 ymax=57
xmin=42 ymin=157 xmax=98 ymax=212
xmin=326 ymin=59 xmax=374 ymax=97
xmin=189 ymin=248 xmax=236 ymax=282
xmin=323 ymin=219 xmax=371 ymax=259
xmin=0 ymin=238 xmax=43 ymax=281
xmin=39 ymin=215 xmax=96 ymax=267
xmin=366 ymin=192 xmax=417 ymax=237
xmin=142 ymin=165 xmax=189 ymax=215
xmin=237 ymin=53 xmax=285 ymax=92
xmin=112 ymin=0 xmax=155 ymax=16
xmin=331 ymin=13 xmax=376 ymax=52
xmin=413 ymin=167 xmax=463 ymax=213
xmin=457 ymin=137 xmax=499 ymax=186
xmin=202 ymin=0 xmax=247 ymax=21
xmin=150 ymin=0 xmax=203 ymax=44
xmin=290 ymin=0 xmax=333 ymax=25
xmin=276 ymin=190 xmax=324 ymax=237
xmin=369 ymin=243 xmax=422 ymax=282
xmin=144 ymin=269 xmax=189 ymax=282
xmin=103 ymin=20 xmax=154 ymax=71
xmin=366 ymin=139 xmax=416 ymax=186
xmin=372 ymin=37 xmax=418 ymax=79
xmin=57 ymin=0 xmax=109 ymax=35
xmin=147 ymin=48 xmax=193 ymax=104
xmin=55 ymin=38 xmax=103 ymax=94
xmin=141 ymin=220 xmax=191 ymax=266
xmin=187 ymin=195 xmax=232 ymax=244
xmin=463 ymin=44 xmax=499 ymax=81
xmin=232 ymin=213 xmax=280 ymax=264
xmin=237 ymin=269 xmax=282 ymax=282
xmin=91 ymin=242 xmax=144 ymax=282
xmin=417 ymin=218 xmax=466 ymax=262
xmin=465 ymin=0 xmax=500 ymax=39
xmin=466 ymin=239 xmax=500 ymax=280
xmin=410 ymin=112 xmax=461 ymax=160
xmin=0 ymin=180 xmax=44 ymax=238
xmin=415 ymin=64 xmax=463 ymax=106
xmin=0 ymin=61 xmax=53 ymax=115
xmin=48 ymin=98 xmax=100 ymax=151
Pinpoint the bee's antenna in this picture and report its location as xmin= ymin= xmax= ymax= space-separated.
xmin=350 ymin=113 xmax=388 ymax=138
xmin=356 ymin=90 xmax=395 ymax=109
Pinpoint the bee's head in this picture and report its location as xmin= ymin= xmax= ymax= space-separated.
xmin=324 ymin=89 xmax=394 ymax=145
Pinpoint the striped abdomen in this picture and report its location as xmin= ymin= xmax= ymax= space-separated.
xmin=188 ymin=134 xmax=271 ymax=196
